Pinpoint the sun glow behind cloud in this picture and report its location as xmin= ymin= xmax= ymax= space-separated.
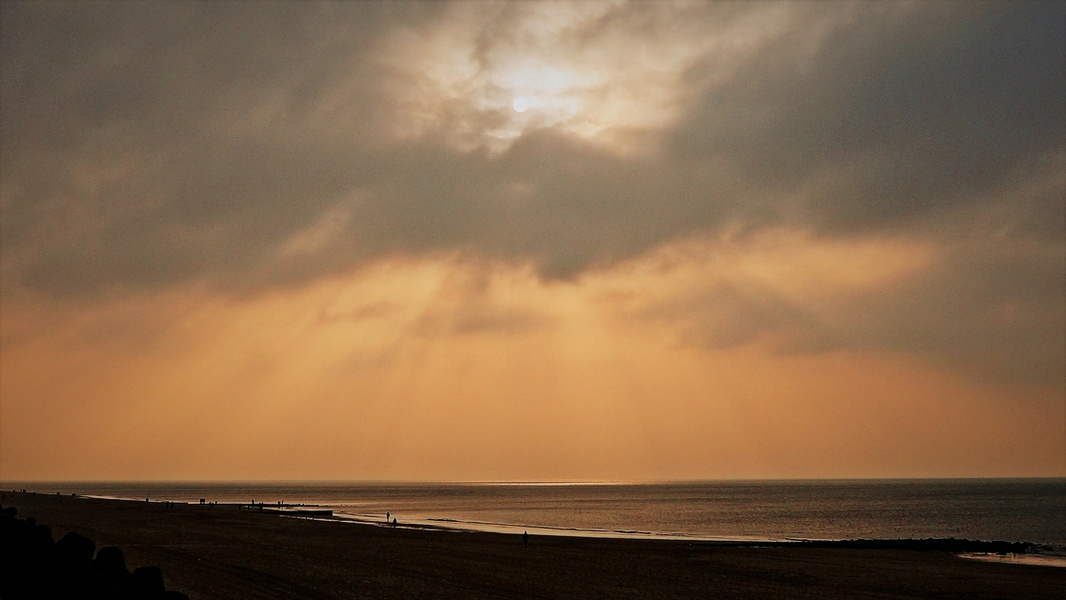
xmin=376 ymin=1 xmax=746 ymax=152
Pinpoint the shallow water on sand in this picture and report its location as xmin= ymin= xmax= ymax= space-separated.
xmin=5 ymin=479 xmax=1064 ymax=546
xmin=959 ymin=552 xmax=1066 ymax=568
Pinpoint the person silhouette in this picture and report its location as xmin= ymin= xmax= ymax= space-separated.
xmin=386 ymin=511 xmax=390 ymax=523
xmin=523 ymin=531 xmax=529 ymax=547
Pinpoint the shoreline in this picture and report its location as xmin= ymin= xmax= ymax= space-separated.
xmin=24 ymin=489 xmax=1064 ymax=550
xmin=3 ymin=491 xmax=1064 ymax=599
xmin=309 ymin=512 xmax=1066 ymax=569
xmin=10 ymin=487 xmax=1063 ymax=550
xmin=12 ymin=488 xmax=1066 ymax=553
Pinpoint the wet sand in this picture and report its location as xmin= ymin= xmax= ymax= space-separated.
xmin=4 ymin=491 xmax=1064 ymax=599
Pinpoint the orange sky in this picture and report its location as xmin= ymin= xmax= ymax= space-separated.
xmin=3 ymin=235 xmax=1062 ymax=480
xmin=1 ymin=1 xmax=1063 ymax=481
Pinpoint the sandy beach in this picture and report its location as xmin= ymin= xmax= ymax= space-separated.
xmin=3 ymin=491 xmax=1063 ymax=599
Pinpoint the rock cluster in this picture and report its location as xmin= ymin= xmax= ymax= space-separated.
xmin=0 ymin=504 xmax=188 ymax=599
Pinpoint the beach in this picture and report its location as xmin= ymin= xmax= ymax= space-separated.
xmin=3 ymin=491 xmax=1064 ymax=599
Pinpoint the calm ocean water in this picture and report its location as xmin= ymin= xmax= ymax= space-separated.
xmin=5 ymin=479 xmax=1064 ymax=546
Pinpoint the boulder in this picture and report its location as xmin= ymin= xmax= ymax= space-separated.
xmin=30 ymin=523 xmax=54 ymax=552
xmin=56 ymin=531 xmax=96 ymax=565
xmin=130 ymin=565 xmax=166 ymax=597
xmin=95 ymin=545 xmax=132 ymax=589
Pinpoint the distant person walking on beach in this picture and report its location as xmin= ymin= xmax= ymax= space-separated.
xmin=523 ymin=531 xmax=529 ymax=546
xmin=386 ymin=511 xmax=390 ymax=523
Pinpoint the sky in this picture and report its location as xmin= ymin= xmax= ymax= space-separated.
xmin=1 ymin=0 xmax=1063 ymax=482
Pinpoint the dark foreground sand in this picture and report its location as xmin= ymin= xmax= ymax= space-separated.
xmin=4 ymin=491 xmax=1064 ymax=599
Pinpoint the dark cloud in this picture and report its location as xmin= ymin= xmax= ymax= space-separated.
xmin=318 ymin=302 xmax=398 ymax=326
xmin=1 ymin=1 xmax=1062 ymax=302
xmin=636 ymin=280 xmax=832 ymax=351
xmin=632 ymin=238 xmax=1065 ymax=385
xmin=354 ymin=130 xmax=743 ymax=280
xmin=859 ymin=241 xmax=1066 ymax=385
xmin=671 ymin=1 xmax=1065 ymax=236
xmin=410 ymin=303 xmax=549 ymax=338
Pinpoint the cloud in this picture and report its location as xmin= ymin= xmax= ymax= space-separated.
xmin=623 ymin=234 xmax=1064 ymax=385
xmin=671 ymin=1 xmax=1065 ymax=235
xmin=636 ymin=280 xmax=827 ymax=350
xmin=410 ymin=303 xmax=548 ymax=338
xmin=403 ymin=260 xmax=554 ymax=337
xmin=856 ymin=240 xmax=1066 ymax=384
xmin=1 ymin=1 xmax=1062 ymax=303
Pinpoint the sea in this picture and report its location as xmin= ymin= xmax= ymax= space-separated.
xmin=4 ymin=479 xmax=1064 ymax=548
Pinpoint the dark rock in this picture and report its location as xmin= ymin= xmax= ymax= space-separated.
xmin=56 ymin=531 xmax=96 ymax=565
xmin=95 ymin=546 xmax=128 ymax=572
xmin=95 ymin=545 xmax=132 ymax=589
xmin=130 ymin=565 xmax=166 ymax=597
xmin=1 ymin=512 xmax=186 ymax=600
xmin=30 ymin=523 xmax=54 ymax=551
xmin=53 ymin=531 xmax=103 ymax=597
xmin=0 ymin=513 xmax=31 ymax=554
xmin=0 ymin=515 xmax=33 ymax=597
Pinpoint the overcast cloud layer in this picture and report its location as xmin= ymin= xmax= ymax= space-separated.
xmin=1 ymin=1 xmax=1063 ymax=397
xmin=4 ymin=1 xmax=1061 ymax=289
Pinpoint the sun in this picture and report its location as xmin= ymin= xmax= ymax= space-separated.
xmin=512 ymin=97 xmax=529 ymax=113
